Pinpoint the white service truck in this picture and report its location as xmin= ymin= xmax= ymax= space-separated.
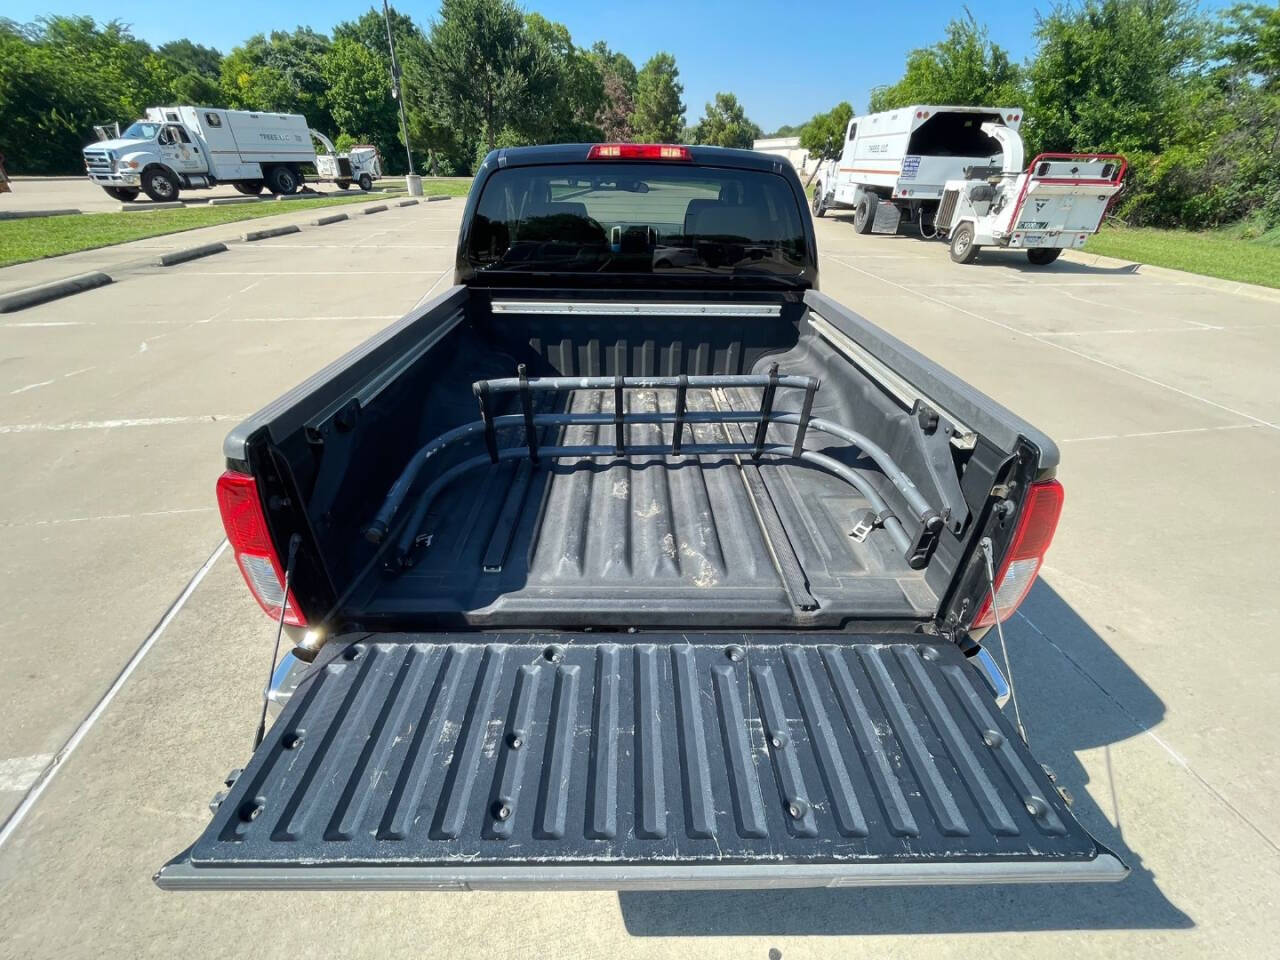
xmin=934 ymin=123 xmax=1127 ymax=265
xmin=83 ymin=106 xmax=316 ymax=202
xmin=811 ymin=104 xmax=1023 ymax=234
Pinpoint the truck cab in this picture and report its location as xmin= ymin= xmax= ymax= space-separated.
xmin=83 ymin=115 xmax=207 ymax=202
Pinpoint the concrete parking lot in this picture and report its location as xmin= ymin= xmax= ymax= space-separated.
xmin=1 ymin=176 xmax=381 ymax=215
xmin=0 ymin=198 xmax=1277 ymax=958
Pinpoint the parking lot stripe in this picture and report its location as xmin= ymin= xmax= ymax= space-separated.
xmin=828 ymin=255 xmax=1280 ymax=432
xmin=1060 ymin=424 xmax=1262 ymax=443
xmin=0 ymin=539 xmax=228 ymax=849
xmin=0 ymin=415 xmax=244 ymax=434
xmin=0 ymin=755 xmax=55 ymax=792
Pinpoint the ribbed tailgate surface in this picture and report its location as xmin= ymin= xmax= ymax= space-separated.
xmin=163 ymin=636 xmax=1124 ymax=889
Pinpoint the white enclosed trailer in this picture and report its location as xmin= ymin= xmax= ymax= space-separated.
xmin=935 ymin=123 xmax=1127 ymax=265
xmin=811 ymin=105 xmax=1023 ymax=234
xmin=83 ymin=106 xmax=315 ymax=202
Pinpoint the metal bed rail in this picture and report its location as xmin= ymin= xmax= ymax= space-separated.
xmin=365 ymin=366 xmax=943 ymax=569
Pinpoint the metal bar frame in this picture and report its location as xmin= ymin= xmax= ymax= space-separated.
xmin=366 ymin=372 xmax=942 ymax=569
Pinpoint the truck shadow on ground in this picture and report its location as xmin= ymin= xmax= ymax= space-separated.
xmin=618 ymin=581 xmax=1191 ymax=936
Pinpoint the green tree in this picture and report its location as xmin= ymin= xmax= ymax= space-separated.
xmin=798 ymin=101 xmax=854 ymax=162
xmin=421 ymin=0 xmax=529 ymax=154
xmin=1026 ymin=0 xmax=1206 ymax=155
xmin=589 ymin=42 xmax=637 ymax=140
xmin=220 ymin=28 xmax=334 ymax=131
xmin=519 ymin=14 xmax=604 ymax=142
xmin=868 ymin=14 xmax=1023 ymax=113
xmin=766 ymin=123 xmax=801 ymax=137
xmin=631 ymin=52 xmax=684 ymax=141
xmin=322 ymin=37 xmax=401 ymax=159
xmin=691 ymin=91 xmax=762 ymax=147
xmin=1219 ymin=3 xmax=1280 ymax=90
xmin=158 ymin=39 xmax=222 ymax=79
xmin=0 ymin=16 xmax=175 ymax=174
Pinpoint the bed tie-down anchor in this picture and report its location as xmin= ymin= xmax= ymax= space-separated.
xmin=365 ymin=367 xmax=944 ymax=570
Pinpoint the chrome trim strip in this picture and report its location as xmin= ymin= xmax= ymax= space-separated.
xmin=265 ymin=652 xmax=309 ymax=719
xmin=490 ymin=301 xmax=781 ymax=317
xmin=156 ymin=853 xmax=1128 ymax=890
xmin=973 ymin=647 xmax=1011 ymax=708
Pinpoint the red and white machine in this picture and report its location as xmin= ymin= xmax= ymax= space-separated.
xmin=933 ymin=121 xmax=1126 ymax=265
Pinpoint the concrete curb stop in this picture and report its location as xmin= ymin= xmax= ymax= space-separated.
xmin=119 ymin=201 xmax=183 ymax=212
xmin=0 ymin=272 xmax=113 ymax=314
xmin=208 ymin=196 xmax=262 ymax=206
xmin=362 ymin=204 xmax=388 ymax=215
xmin=243 ymin=224 xmax=302 ymax=242
xmin=0 ymin=208 xmax=82 ymax=221
xmin=397 ymin=199 xmax=420 ymax=207
xmin=156 ymin=242 xmax=228 ymax=267
xmin=426 ymin=195 xmax=451 ymax=202
xmin=312 ymin=213 xmax=349 ymax=226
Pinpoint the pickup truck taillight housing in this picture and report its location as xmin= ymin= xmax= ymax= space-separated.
xmin=972 ymin=479 xmax=1064 ymax=628
xmin=216 ymin=471 xmax=306 ymax=626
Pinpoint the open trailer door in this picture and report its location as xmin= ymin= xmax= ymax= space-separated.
xmin=157 ymin=635 xmax=1125 ymax=891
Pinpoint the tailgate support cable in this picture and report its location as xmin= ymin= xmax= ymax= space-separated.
xmin=980 ymin=535 xmax=1028 ymax=745
xmin=254 ymin=534 xmax=301 ymax=750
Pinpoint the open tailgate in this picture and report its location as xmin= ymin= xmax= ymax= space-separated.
xmin=157 ymin=636 xmax=1125 ymax=890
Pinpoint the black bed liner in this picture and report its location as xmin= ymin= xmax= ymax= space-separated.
xmin=354 ymin=383 xmax=937 ymax=627
xmin=158 ymin=635 xmax=1125 ymax=890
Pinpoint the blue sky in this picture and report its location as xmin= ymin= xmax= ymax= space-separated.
xmin=6 ymin=1 xmax=1233 ymax=131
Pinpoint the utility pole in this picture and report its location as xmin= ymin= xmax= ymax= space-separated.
xmin=382 ymin=0 xmax=415 ymax=177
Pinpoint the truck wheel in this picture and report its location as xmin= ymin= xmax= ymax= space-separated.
xmin=949 ymin=223 xmax=980 ymax=264
xmin=1027 ymin=247 xmax=1062 ymax=266
xmin=141 ymin=167 xmax=180 ymax=203
xmin=103 ymin=187 xmax=140 ymax=202
xmin=234 ymin=181 xmax=264 ymax=196
xmin=854 ymin=195 xmax=876 ymax=234
xmin=336 ymin=180 xmax=350 ymax=190
xmin=811 ymin=185 xmax=826 ymax=218
xmin=358 ymin=173 xmax=373 ymax=192
xmin=267 ymin=166 xmax=299 ymax=195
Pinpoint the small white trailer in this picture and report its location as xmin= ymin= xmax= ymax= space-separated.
xmin=83 ymin=106 xmax=316 ymax=202
xmin=311 ymin=131 xmax=382 ymax=192
xmin=934 ymin=123 xmax=1127 ymax=265
xmin=811 ymin=104 xmax=1023 ymax=234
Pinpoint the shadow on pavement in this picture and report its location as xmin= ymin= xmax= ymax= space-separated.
xmin=619 ymin=582 xmax=1190 ymax=936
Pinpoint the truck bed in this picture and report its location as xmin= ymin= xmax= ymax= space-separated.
xmin=354 ymin=383 xmax=936 ymax=627
xmin=157 ymin=635 xmax=1124 ymax=890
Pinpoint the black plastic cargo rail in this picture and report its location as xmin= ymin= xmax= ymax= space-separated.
xmin=156 ymin=634 xmax=1126 ymax=890
xmin=366 ymin=366 xmax=943 ymax=569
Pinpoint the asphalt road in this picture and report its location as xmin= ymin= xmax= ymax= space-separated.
xmin=1 ymin=199 xmax=1278 ymax=958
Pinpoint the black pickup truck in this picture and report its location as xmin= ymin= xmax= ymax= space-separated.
xmin=158 ymin=143 xmax=1125 ymax=890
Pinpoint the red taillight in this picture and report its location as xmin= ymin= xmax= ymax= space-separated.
xmin=216 ymin=471 xmax=306 ymax=626
xmin=587 ymin=143 xmax=691 ymax=161
xmin=972 ymin=479 xmax=1064 ymax=629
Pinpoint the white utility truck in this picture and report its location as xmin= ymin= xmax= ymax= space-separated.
xmin=812 ymin=104 xmax=1023 ymax=234
xmin=934 ymin=123 xmax=1127 ymax=265
xmin=311 ymin=131 xmax=382 ymax=192
xmin=83 ymin=106 xmax=315 ymax=202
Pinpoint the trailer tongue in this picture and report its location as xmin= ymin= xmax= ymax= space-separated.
xmin=157 ymin=635 xmax=1124 ymax=890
